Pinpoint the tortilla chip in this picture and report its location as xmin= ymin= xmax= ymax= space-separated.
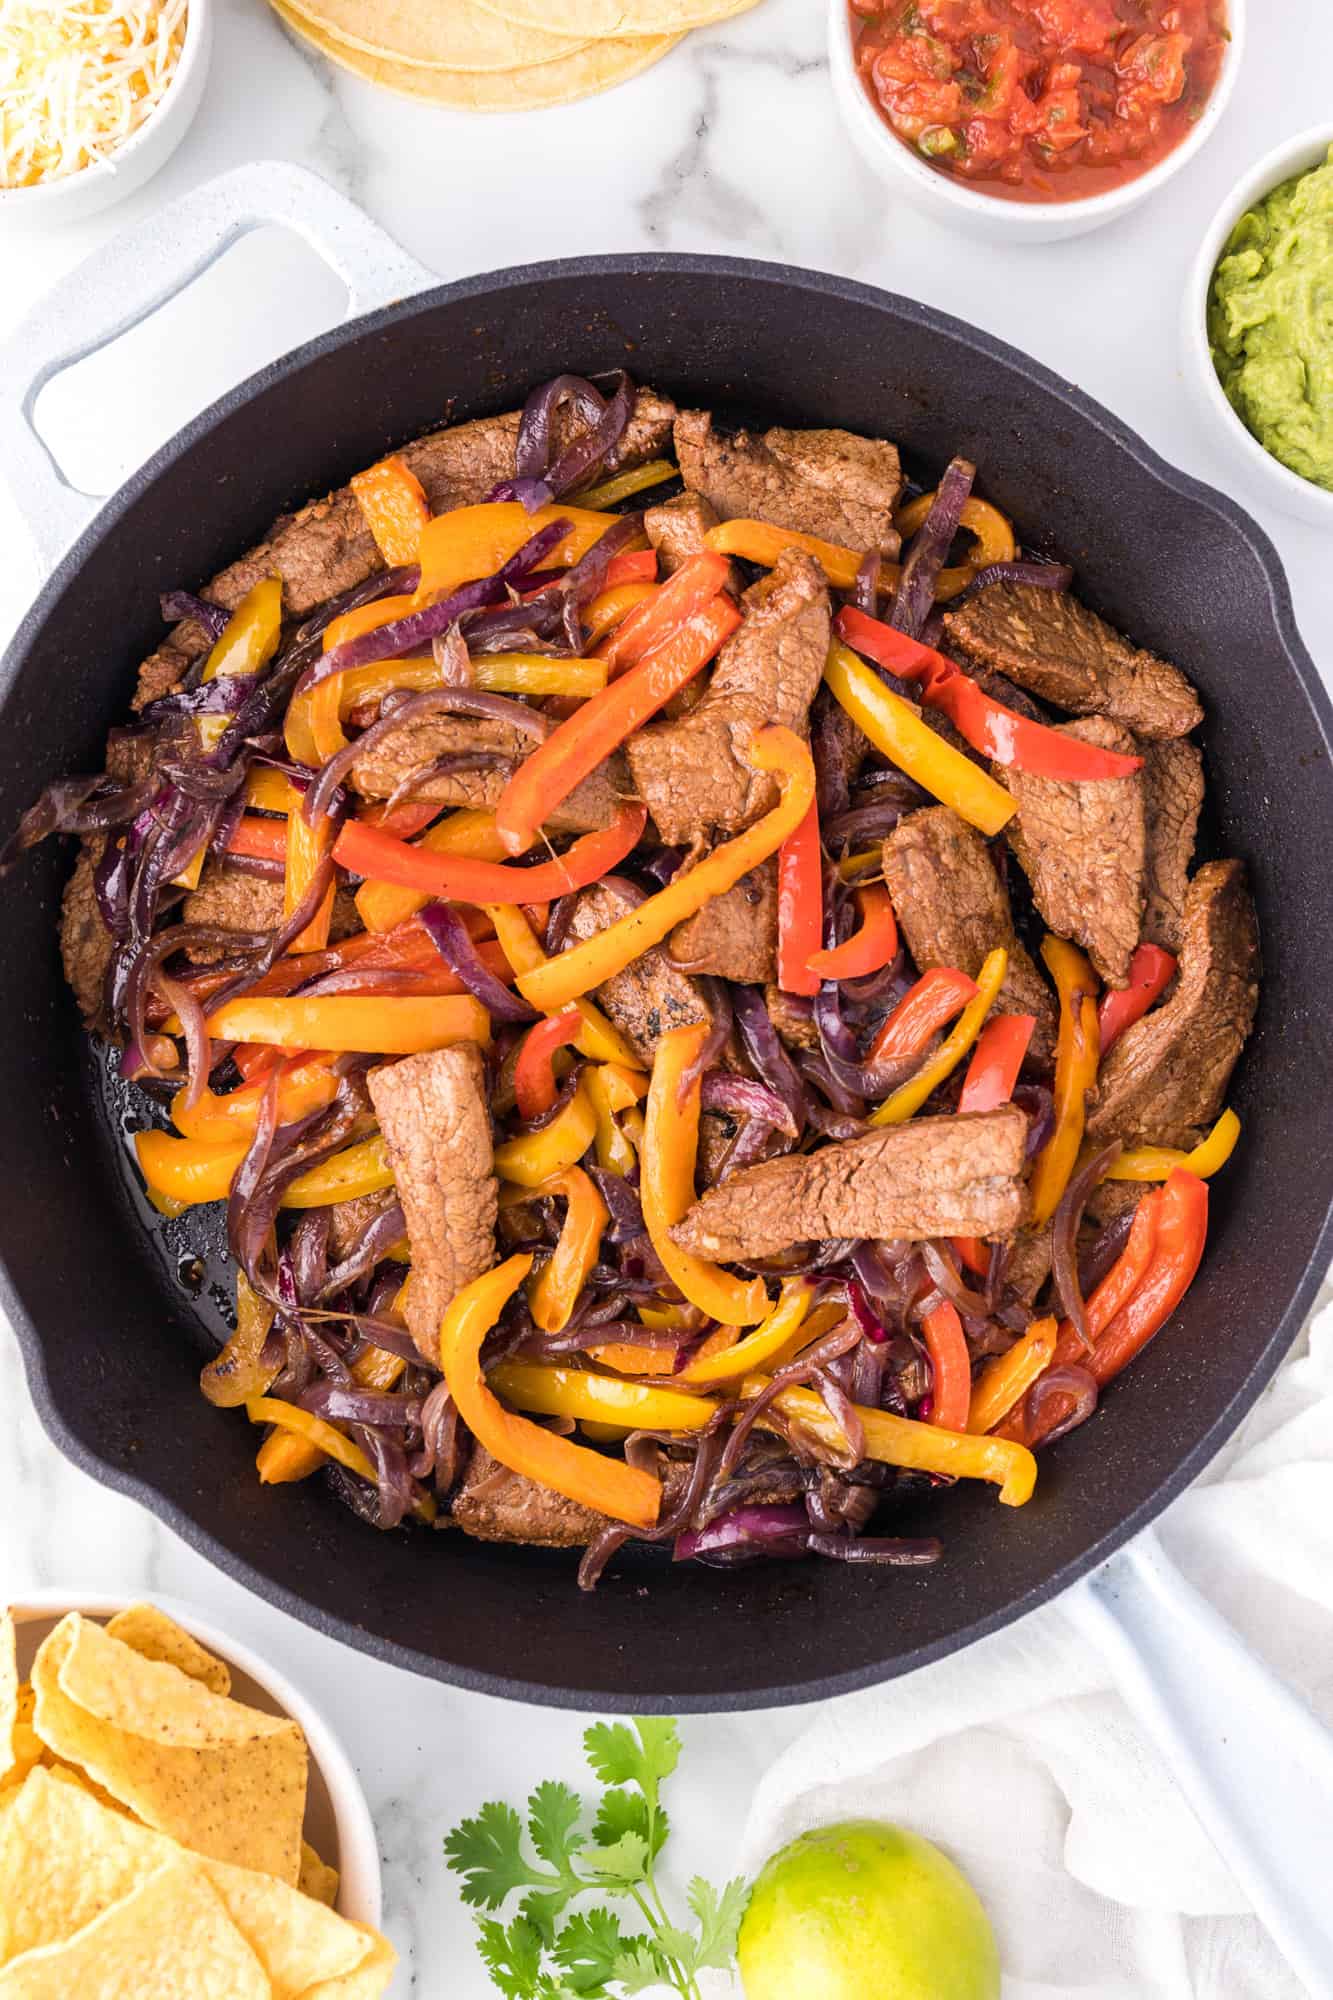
xmin=475 ymin=0 xmax=757 ymax=34
xmin=272 ymin=0 xmax=681 ymax=107
xmin=0 ymin=1621 xmax=16 ymax=1781
xmin=300 ymin=1839 xmax=341 ymax=1908
xmin=0 ymin=1770 xmax=373 ymax=1996
xmin=104 ymin=1605 xmax=231 ymax=1698
xmin=287 ymin=0 xmax=587 ymax=69
xmin=30 ymin=1616 xmax=306 ymax=1883
xmin=0 ymin=1854 xmax=270 ymax=1999
xmin=303 ymin=1927 xmax=398 ymax=1998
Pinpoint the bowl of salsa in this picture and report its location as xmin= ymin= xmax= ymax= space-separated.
xmin=831 ymin=0 xmax=1242 ymax=241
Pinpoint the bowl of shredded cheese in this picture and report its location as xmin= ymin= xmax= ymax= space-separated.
xmin=0 ymin=0 xmax=211 ymax=223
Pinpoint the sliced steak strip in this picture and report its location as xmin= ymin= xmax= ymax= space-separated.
xmin=1002 ymin=717 xmax=1146 ymax=990
xmin=180 ymin=865 xmax=359 ymax=964
xmin=1141 ymin=739 xmax=1204 ymax=954
xmin=764 ymin=984 xmax=820 ymax=1055
xmin=367 ymin=1043 xmax=496 ymax=1364
xmin=349 ymin=715 xmax=628 ymax=832
xmin=133 ymin=386 xmax=677 ymax=709
xmin=882 ymin=806 xmax=1057 ymax=1063
xmin=626 ymin=549 xmax=829 ymax=845
xmin=673 ymin=1106 xmax=1030 ymax=1263
xmin=645 ymin=491 xmax=722 ymax=574
xmin=1087 ymin=860 xmax=1259 ymax=1148
xmin=1005 ymin=1224 xmax=1053 ymax=1307
xmin=668 ymin=860 xmax=778 ymax=984
xmin=61 ymin=846 xmax=112 ymax=1025
xmin=451 ymin=1444 xmax=604 ymax=1548
xmin=943 ymin=583 xmax=1202 ymax=741
xmin=674 ymin=409 xmax=903 ymax=552
xmin=564 ymin=882 xmax=711 ymax=1067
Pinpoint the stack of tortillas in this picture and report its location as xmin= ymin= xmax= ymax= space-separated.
xmin=271 ymin=0 xmax=761 ymax=109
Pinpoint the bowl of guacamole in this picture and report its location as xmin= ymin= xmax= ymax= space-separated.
xmin=1187 ymin=125 xmax=1333 ymax=525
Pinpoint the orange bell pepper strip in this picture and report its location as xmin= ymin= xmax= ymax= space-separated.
xmin=200 ymin=1270 xmax=280 ymax=1409
xmin=528 ymin=1167 xmax=610 ymax=1333
xmin=170 ymin=1054 xmax=337 ymax=1143
xmin=494 ymin=595 xmax=740 ymax=854
xmin=205 ymin=992 xmax=490 ymax=1055
xmin=641 ymin=1024 xmax=770 ymax=1328
xmin=600 ymin=547 xmax=659 ymax=587
xmin=967 ymin=1316 xmax=1059 ymax=1435
xmin=514 ymin=1008 xmax=583 ymax=1120
xmin=350 ymin=454 xmax=430 ymax=566
xmin=867 ymin=967 xmax=978 ymax=1065
xmin=871 ymin=948 xmax=1008 ymax=1127
xmin=921 ymin=1301 xmax=971 ymax=1431
xmin=951 ymin=1010 xmax=1036 ymax=1271
xmin=417 ymin=501 xmax=624 ymax=602
xmin=807 ymin=881 xmax=898 ymax=982
xmin=600 ymin=550 xmax=733 ymax=672
xmin=1028 ymin=937 xmax=1101 ymax=1225
xmin=824 ymin=641 xmax=1016 ymax=837
xmin=707 ymin=519 xmax=900 ymax=596
xmin=224 ymin=815 xmax=288 ymax=865
xmin=583 ymin=581 xmax=658 ymax=648
xmin=441 ymin=1255 xmax=661 ymax=1530
xmin=284 ymin=591 xmax=420 ymax=764
xmin=591 ymin=1325 xmax=738 ymax=1378
xmin=335 ymin=801 xmax=647 ymax=908
xmin=247 ymin=1397 xmax=377 ymax=1483
xmin=836 ymin=608 xmax=1143 ymax=782
xmin=284 ymin=802 xmax=337 ymax=953
xmin=1098 ymin=942 xmax=1176 ymax=1053
xmin=355 ymin=809 xmax=510 ymax=932
xmin=776 ymin=799 xmax=823 ymax=998
xmin=1104 ymin=1108 xmax=1241 ymax=1184
xmin=517 ymin=726 xmax=815 ymax=1014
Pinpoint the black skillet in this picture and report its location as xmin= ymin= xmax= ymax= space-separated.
xmin=2 ymin=171 xmax=1332 ymax=1755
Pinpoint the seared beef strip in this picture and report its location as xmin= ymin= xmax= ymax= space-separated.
xmin=452 ymin=1445 xmax=605 ymax=1548
xmin=1087 ymin=860 xmax=1259 ymax=1148
xmin=1005 ymin=1224 xmax=1054 ymax=1307
xmin=350 ymin=716 xmax=629 ymax=831
xmin=1141 ymin=739 xmax=1205 ymax=954
xmin=180 ymin=864 xmax=360 ymax=963
xmin=564 ymin=881 xmax=712 ymax=1067
xmin=764 ymin=984 xmax=820 ymax=1055
xmin=1001 ymin=717 xmax=1146 ymax=989
xmin=668 ymin=860 xmax=778 ymax=984
xmin=626 ymin=549 xmax=829 ymax=844
xmin=367 ymin=1043 xmax=496 ymax=1363
xmin=673 ymin=1106 xmax=1030 ymax=1263
xmin=133 ymin=387 xmax=677 ymax=710
xmin=645 ymin=491 xmax=723 ymax=574
xmin=60 ymin=847 xmax=113 ymax=1025
xmin=882 ymin=806 xmax=1057 ymax=1063
xmin=943 ymin=583 xmax=1202 ymax=742
xmin=674 ymin=410 xmax=903 ymax=552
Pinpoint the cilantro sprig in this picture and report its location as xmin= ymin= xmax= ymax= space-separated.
xmin=445 ymin=1718 xmax=747 ymax=2000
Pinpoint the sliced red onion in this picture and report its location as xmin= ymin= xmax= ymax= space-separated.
xmin=498 ymin=372 xmax=633 ymax=510
xmin=892 ymin=456 xmax=975 ymax=639
xmin=1079 ymin=1205 xmax=1136 ymax=1296
xmin=304 ymin=686 xmax=548 ymax=827
xmin=585 ymin=1167 xmax=645 ymax=1244
xmin=1026 ymin=1364 xmax=1099 ymax=1446
xmin=418 ymin=900 xmax=537 ymax=1023
xmin=699 ymin=1072 xmax=798 ymax=1139
xmin=847 ymin=1275 xmax=889 ymax=1345
xmin=379 ymin=750 xmax=514 ymax=819
xmin=486 ymin=476 xmax=556 ymax=511
xmin=732 ymin=985 xmax=809 ymax=1136
xmin=1014 ymin=1083 xmax=1056 ymax=1159
xmin=516 ymin=375 xmax=605 ymax=485
xmin=716 ymin=1116 xmax=784 ymax=1182
xmin=1051 ymin=1142 xmax=1123 ymax=1349
xmin=804 ymin=1531 xmax=942 ymax=1566
xmin=301 ymin=1384 xmax=422 ymax=1427
xmin=955 ymin=560 xmax=1074 ymax=606
xmin=292 ymin=565 xmax=422 ymax=648
xmin=677 ymin=978 xmax=733 ymax=1106
xmin=160 ymin=590 xmax=231 ymax=641
xmin=919 ymin=1240 xmax=991 ymax=1321
xmin=852 ymin=549 xmax=880 ymax=616
xmin=675 ymin=1503 xmax=811 ymax=1565
xmin=822 ymin=784 xmax=927 ymax=851
xmin=318 ymin=1200 xmax=406 ymax=1301
xmin=815 ymin=1368 xmax=866 ymax=1463
xmin=718 ymin=1319 xmax=861 ymax=1479
xmin=153 ymin=970 xmax=212 ymax=1107
xmin=431 ymin=625 xmax=474 ymax=687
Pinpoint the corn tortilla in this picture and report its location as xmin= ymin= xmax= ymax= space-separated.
xmin=103 ymin=1605 xmax=231 ymax=1698
xmin=475 ymin=0 xmax=760 ymax=35
xmin=282 ymin=0 xmax=590 ymax=70
xmin=273 ymin=0 xmax=681 ymax=107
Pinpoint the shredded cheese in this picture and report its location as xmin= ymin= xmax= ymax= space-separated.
xmin=0 ymin=0 xmax=187 ymax=189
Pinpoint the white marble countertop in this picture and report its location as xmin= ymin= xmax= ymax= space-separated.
xmin=2 ymin=2 xmax=1331 ymax=1992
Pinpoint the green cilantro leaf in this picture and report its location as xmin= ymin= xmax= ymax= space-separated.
xmin=552 ymin=1908 xmax=645 ymax=1995
xmin=447 ymin=1802 xmax=533 ymax=1911
xmin=476 ymin=1916 xmax=545 ymax=2000
xmin=611 ymin=1943 xmax=670 ymax=1994
xmin=684 ymin=1876 xmax=749 ymax=1971
xmin=579 ymin=1830 xmax=649 ymax=1888
xmin=528 ymin=1780 xmax=585 ymax=1872
xmin=582 ymin=1718 xmax=679 ymax=1811
xmin=592 ymin=1788 xmax=668 ymax=1862
xmin=519 ymin=1890 xmax=568 ymax=1948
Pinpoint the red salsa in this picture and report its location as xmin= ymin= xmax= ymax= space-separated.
xmin=849 ymin=0 xmax=1229 ymax=203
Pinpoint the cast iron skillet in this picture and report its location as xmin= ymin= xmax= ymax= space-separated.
xmin=2 ymin=223 xmax=1331 ymax=1711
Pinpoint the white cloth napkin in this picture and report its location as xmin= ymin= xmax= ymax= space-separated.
xmin=731 ymin=1289 xmax=1333 ymax=1999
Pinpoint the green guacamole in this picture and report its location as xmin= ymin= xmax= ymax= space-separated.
xmin=1209 ymin=145 xmax=1333 ymax=492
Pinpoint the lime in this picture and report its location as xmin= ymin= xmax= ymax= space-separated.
xmin=737 ymin=1819 xmax=1000 ymax=2000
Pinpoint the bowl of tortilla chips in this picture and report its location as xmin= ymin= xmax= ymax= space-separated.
xmin=0 ymin=1595 xmax=393 ymax=1997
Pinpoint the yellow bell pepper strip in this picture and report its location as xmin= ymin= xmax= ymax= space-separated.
xmin=417 ymin=501 xmax=622 ymax=601
xmin=707 ymin=518 xmax=899 ymax=595
xmin=135 ymin=1129 xmax=396 ymax=1209
xmin=807 ymin=882 xmax=898 ymax=981
xmin=486 ymin=904 xmax=644 ymax=1071
xmin=200 ymin=1271 xmax=279 ymax=1409
xmin=517 ymin=725 xmax=816 ymax=1014
xmin=893 ymin=492 xmax=1017 ymax=600
xmin=308 ymin=675 xmax=351 ymax=761
xmin=967 ymin=1315 xmax=1058 ymax=1434
xmin=678 ymin=1278 xmax=813 ymax=1386
xmin=205 ymin=993 xmax=490 ymax=1055
xmin=477 ymin=656 xmax=608 ymax=698
xmin=641 ymin=1024 xmax=770 ymax=1328
xmin=823 ymin=641 xmax=1016 ymax=837
xmin=747 ymin=1377 xmax=1037 ymax=1506
xmin=170 ymin=1054 xmax=338 ymax=1143
xmin=255 ymin=1343 xmax=406 ymax=1482
xmin=776 ymin=799 xmax=823 ymax=998
xmin=587 ymin=1064 xmax=640 ymax=1175
xmin=583 ymin=581 xmax=658 ymax=648
xmin=488 ymin=1358 xmax=715 ymax=1438
xmin=247 ymin=1396 xmax=377 ymax=1483
xmin=920 ymin=1302 xmax=971 ymax=1431
xmin=870 ymin=946 xmax=1008 ymax=1126
xmin=514 ymin=1009 xmax=584 ymax=1121
xmin=355 ymin=809 xmax=510 ymax=932
xmin=283 ymin=801 xmax=337 ymax=954
xmin=528 ymin=1167 xmax=610 ymax=1333
xmin=202 ymin=575 xmax=283 ymax=684
xmin=494 ymin=1077 xmax=598 ymax=1187
xmin=443 ymin=1256 xmax=662 ymax=1529
xmin=1028 ymin=937 xmax=1101 ymax=1225
xmin=244 ymin=767 xmax=302 ymax=815
xmin=334 ymin=801 xmax=647 ymax=908
xmin=495 ymin=592 xmax=740 ymax=854
xmin=350 ymin=454 xmax=430 ymax=566
xmin=1103 ymin=1108 xmax=1241 ymax=1184
xmin=281 ymin=1134 xmax=394 ymax=1208
xmin=575 ymin=459 xmax=677 ymax=510
xmin=600 ymin=551 xmax=734 ymax=674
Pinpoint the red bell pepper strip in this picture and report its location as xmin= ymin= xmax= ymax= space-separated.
xmin=600 ymin=550 xmax=732 ymax=672
xmin=513 ymin=1009 xmax=583 ymax=1121
xmin=601 ymin=548 xmax=658 ymax=589
xmin=333 ymin=801 xmax=645 ymax=907
xmin=1098 ymin=942 xmax=1177 ymax=1053
xmin=776 ymin=800 xmax=823 ymax=998
xmin=867 ymin=967 xmax=978 ymax=1066
xmin=494 ymin=597 xmax=739 ymax=855
xmin=952 ymin=1012 xmax=1036 ymax=1274
xmin=807 ymin=882 xmax=898 ymax=981
xmin=921 ymin=1302 xmax=971 ymax=1432
xmin=225 ymin=815 xmax=288 ymax=864
xmin=836 ymin=607 xmax=1144 ymax=782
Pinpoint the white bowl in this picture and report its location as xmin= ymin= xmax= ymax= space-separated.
xmin=7 ymin=1591 xmax=382 ymax=1928
xmin=0 ymin=0 xmax=212 ymax=230
xmin=1183 ymin=123 xmax=1333 ymax=528
xmin=828 ymin=0 xmax=1246 ymax=245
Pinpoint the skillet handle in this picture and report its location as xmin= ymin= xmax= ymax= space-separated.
xmin=1068 ymin=1525 xmax=1333 ymax=1995
xmin=0 ymin=160 xmax=433 ymax=570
